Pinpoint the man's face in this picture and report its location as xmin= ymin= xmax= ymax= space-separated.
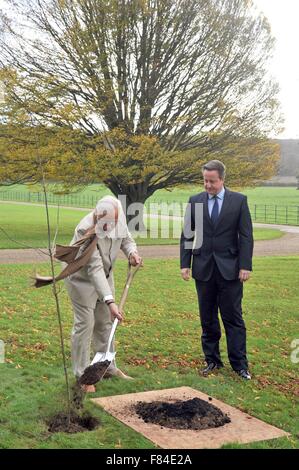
xmin=203 ymin=170 xmax=224 ymax=196
xmin=96 ymin=203 xmax=118 ymax=235
xmin=101 ymin=213 xmax=117 ymax=232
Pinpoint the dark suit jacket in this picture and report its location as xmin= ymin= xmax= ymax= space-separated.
xmin=180 ymin=188 xmax=254 ymax=281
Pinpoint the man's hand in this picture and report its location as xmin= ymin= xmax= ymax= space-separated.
xmin=108 ymin=302 xmax=123 ymax=322
xmin=129 ymin=251 xmax=143 ymax=266
xmin=181 ymin=268 xmax=191 ymax=281
xmin=239 ymin=269 xmax=251 ymax=282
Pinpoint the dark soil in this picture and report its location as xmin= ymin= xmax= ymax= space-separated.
xmin=47 ymin=361 xmax=110 ymax=434
xmin=78 ymin=360 xmax=111 ymax=385
xmin=135 ymin=397 xmax=231 ymax=430
xmin=68 ymin=360 xmax=111 ymax=413
xmin=71 ymin=382 xmax=86 ymax=411
xmin=47 ymin=410 xmax=100 ymax=434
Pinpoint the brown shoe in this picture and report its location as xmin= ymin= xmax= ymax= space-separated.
xmin=103 ymin=368 xmax=133 ymax=380
xmin=81 ymin=384 xmax=96 ymax=393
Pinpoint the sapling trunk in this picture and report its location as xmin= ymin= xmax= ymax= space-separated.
xmin=40 ymin=168 xmax=72 ymax=426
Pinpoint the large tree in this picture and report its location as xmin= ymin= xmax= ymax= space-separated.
xmin=0 ymin=0 xmax=281 ymax=213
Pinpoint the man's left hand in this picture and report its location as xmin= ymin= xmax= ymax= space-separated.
xmin=129 ymin=252 xmax=143 ymax=266
xmin=239 ymin=269 xmax=251 ymax=282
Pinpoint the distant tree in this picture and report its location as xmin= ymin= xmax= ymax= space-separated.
xmin=277 ymin=139 xmax=299 ymax=177
xmin=0 ymin=0 xmax=282 ymax=220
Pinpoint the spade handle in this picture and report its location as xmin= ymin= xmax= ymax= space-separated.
xmin=106 ymin=263 xmax=141 ymax=354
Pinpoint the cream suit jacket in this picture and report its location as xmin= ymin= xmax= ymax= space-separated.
xmin=64 ymin=211 xmax=137 ymax=308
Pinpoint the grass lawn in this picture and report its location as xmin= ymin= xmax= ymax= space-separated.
xmin=1 ymin=184 xmax=299 ymax=207
xmin=0 ymin=203 xmax=283 ymax=250
xmin=0 ymin=257 xmax=298 ymax=449
xmin=150 ymin=186 xmax=299 ymax=208
xmin=1 ymin=184 xmax=298 ymax=226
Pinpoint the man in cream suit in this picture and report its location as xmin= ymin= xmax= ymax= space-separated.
xmin=65 ymin=195 xmax=142 ymax=392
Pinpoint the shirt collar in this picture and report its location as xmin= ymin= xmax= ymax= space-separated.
xmin=208 ymin=187 xmax=225 ymax=200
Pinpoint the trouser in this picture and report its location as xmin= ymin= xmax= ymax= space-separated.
xmin=195 ymin=264 xmax=248 ymax=371
xmin=71 ymin=298 xmax=117 ymax=378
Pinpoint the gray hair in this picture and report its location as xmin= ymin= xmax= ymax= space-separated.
xmin=202 ymin=160 xmax=226 ymax=179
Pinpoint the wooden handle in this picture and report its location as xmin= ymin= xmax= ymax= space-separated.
xmin=118 ymin=264 xmax=141 ymax=311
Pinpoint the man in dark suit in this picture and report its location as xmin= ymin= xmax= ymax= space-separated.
xmin=180 ymin=160 xmax=253 ymax=380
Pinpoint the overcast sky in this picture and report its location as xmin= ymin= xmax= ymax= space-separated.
xmin=254 ymin=0 xmax=299 ymax=139
xmin=0 ymin=0 xmax=298 ymax=139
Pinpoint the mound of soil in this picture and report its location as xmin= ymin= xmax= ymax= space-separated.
xmin=47 ymin=410 xmax=100 ymax=434
xmin=78 ymin=360 xmax=111 ymax=385
xmin=135 ymin=397 xmax=231 ymax=430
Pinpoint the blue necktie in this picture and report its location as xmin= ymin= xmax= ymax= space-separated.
xmin=211 ymin=196 xmax=219 ymax=224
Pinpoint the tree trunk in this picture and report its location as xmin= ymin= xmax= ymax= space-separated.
xmin=126 ymin=194 xmax=147 ymax=233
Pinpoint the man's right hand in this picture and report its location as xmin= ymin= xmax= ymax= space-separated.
xmin=181 ymin=268 xmax=191 ymax=281
xmin=108 ymin=303 xmax=123 ymax=322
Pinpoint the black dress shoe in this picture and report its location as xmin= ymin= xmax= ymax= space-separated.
xmin=235 ymin=369 xmax=251 ymax=380
xmin=202 ymin=362 xmax=223 ymax=376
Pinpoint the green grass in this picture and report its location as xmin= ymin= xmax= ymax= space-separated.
xmin=0 ymin=257 xmax=298 ymax=448
xmin=1 ymin=184 xmax=298 ymax=225
xmin=243 ymin=186 xmax=299 ymax=207
xmin=151 ymin=186 xmax=299 ymax=209
xmin=0 ymin=203 xmax=283 ymax=249
xmin=1 ymin=183 xmax=299 ymax=207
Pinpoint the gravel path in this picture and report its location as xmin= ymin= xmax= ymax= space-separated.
xmin=0 ymin=231 xmax=299 ymax=264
